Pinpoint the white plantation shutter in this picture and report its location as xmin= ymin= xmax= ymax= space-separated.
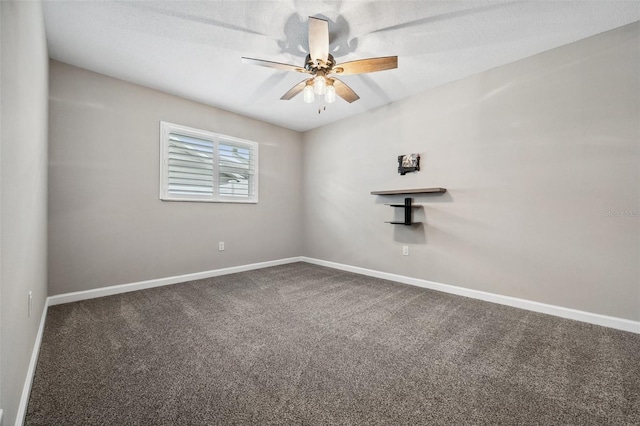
xmin=160 ymin=122 xmax=259 ymax=203
xmin=218 ymin=141 xmax=256 ymax=199
xmin=168 ymin=133 xmax=214 ymax=196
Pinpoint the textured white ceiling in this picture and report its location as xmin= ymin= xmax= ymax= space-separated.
xmin=42 ymin=1 xmax=640 ymax=132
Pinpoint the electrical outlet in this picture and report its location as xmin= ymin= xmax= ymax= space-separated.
xmin=402 ymin=246 xmax=409 ymax=256
xmin=28 ymin=291 xmax=33 ymax=317
xmin=218 ymin=241 xmax=225 ymax=251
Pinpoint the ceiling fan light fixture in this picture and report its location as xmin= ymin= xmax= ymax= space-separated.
xmin=303 ymin=85 xmax=315 ymax=103
xmin=313 ymin=75 xmax=327 ymax=95
xmin=325 ymin=84 xmax=336 ymax=104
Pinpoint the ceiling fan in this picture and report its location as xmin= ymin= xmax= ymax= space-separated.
xmin=241 ymin=17 xmax=398 ymax=105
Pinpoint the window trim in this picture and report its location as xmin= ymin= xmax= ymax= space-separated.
xmin=159 ymin=121 xmax=259 ymax=203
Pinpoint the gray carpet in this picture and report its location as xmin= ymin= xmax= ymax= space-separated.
xmin=26 ymin=262 xmax=640 ymax=425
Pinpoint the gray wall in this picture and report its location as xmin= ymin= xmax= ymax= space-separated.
xmin=302 ymin=23 xmax=640 ymax=321
xmin=0 ymin=1 xmax=49 ymax=425
xmin=48 ymin=61 xmax=303 ymax=295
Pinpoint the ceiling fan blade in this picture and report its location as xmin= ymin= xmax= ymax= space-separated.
xmin=331 ymin=78 xmax=360 ymax=103
xmin=333 ymin=56 xmax=398 ymax=75
xmin=241 ymin=57 xmax=307 ymax=73
xmin=308 ymin=17 xmax=329 ymax=63
xmin=280 ymin=80 xmax=309 ymax=100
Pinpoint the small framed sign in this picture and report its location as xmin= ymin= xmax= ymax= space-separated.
xmin=398 ymin=153 xmax=420 ymax=175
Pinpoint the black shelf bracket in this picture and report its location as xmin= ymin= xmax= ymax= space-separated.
xmin=403 ymin=197 xmax=412 ymax=225
xmin=384 ymin=197 xmax=420 ymax=226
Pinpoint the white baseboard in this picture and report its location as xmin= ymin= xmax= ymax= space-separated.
xmin=15 ymin=302 xmax=49 ymax=426
xmin=46 ymin=255 xmax=640 ymax=333
xmin=47 ymin=257 xmax=303 ymax=306
xmin=300 ymin=257 xmax=640 ymax=334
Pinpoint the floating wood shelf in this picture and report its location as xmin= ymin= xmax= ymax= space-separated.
xmin=371 ymin=187 xmax=446 ymax=195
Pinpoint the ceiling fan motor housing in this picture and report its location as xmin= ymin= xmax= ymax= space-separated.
xmin=305 ymin=53 xmax=336 ymax=73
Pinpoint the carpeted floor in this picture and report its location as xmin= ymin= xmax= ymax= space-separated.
xmin=26 ymin=262 xmax=640 ymax=425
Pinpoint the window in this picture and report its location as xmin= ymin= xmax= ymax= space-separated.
xmin=160 ymin=122 xmax=258 ymax=203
